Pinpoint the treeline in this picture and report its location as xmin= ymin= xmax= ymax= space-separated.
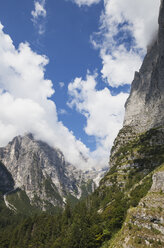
xmin=0 ymin=174 xmax=152 ymax=248
xmin=0 ymin=186 xmax=127 ymax=248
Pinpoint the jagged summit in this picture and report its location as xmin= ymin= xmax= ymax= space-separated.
xmin=0 ymin=133 xmax=101 ymax=211
xmin=1 ymin=3 xmax=164 ymax=248
xmin=124 ymin=1 xmax=164 ymax=133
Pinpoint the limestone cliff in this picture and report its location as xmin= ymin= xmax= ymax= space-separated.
xmin=98 ymin=1 xmax=164 ymax=247
xmin=124 ymin=0 xmax=164 ymax=133
xmin=0 ymin=134 xmax=97 ymax=211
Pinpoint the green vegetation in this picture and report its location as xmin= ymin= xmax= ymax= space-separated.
xmin=129 ymin=175 xmax=152 ymax=207
xmin=101 ymin=126 xmax=164 ymax=189
xmin=44 ymin=177 xmax=63 ymax=204
xmin=0 ymin=161 xmax=14 ymax=193
xmin=0 ymin=127 xmax=164 ymax=247
xmin=0 ymin=192 xmax=25 ymax=248
xmin=80 ymin=179 xmax=94 ymax=199
xmin=6 ymin=189 xmax=40 ymax=215
xmin=0 ymin=174 xmax=153 ymax=248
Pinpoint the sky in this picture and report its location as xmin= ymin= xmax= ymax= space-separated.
xmin=0 ymin=0 xmax=160 ymax=170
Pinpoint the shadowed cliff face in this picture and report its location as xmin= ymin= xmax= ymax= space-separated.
xmin=0 ymin=161 xmax=14 ymax=193
xmin=124 ymin=0 xmax=164 ymax=133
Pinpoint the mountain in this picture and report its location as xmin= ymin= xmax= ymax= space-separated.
xmin=108 ymin=164 xmax=164 ymax=247
xmin=0 ymin=161 xmax=14 ymax=194
xmin=0 ymin=2 xmax=164 ymax=248
xmin=97 ymin=1 xmax=164 ymax=247
xmin=0 ymin=133 xmax=103 ymax=212
xmin=124 ymin=2 xmax=164 ymax=133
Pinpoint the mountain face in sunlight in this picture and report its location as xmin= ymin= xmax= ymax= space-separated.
xmin=0 ymin=1 xmax=164 ymax=248
xmin=0 ymin=133 xmax=105 ymax=212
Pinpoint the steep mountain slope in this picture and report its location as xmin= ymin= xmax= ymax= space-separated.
xmin=124 ymin=1 xmax=164 ymax=133
xmin=0 ymin=133 xmax=99 ymax=211
xmin=0 ymin=2 xmax=164 ymax=248
xmin=97 ymin=1 xmax=164 ymax=247
xmin=108 ymin=164 xmax=164 ymax=248
xmin=101 ymin=0 xmax=164 ymax=198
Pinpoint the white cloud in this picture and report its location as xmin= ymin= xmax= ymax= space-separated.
xmin=1 ymin=0 xmax=160 ymax=171
xmin=31 ymin=0 xmax=46 ymax=35
xmin=100 ymin=45 xmax=142 ymax=87
xmin=0 ymin=24 xmax=97 ymax=170
xmin=68 ymin=73 xmax=128 ymax=167
xmin=72 ymin=0 xmax=101 ymax=7
xmin=59 ymin=82 xmax=65 ymax=88
xmin=31 ymin=0 xmax=46 ymax=18
xmin=91 ymin=0 xmax=160 ymax=87
xmin=58 ymin=109 xmax=67 ymax=115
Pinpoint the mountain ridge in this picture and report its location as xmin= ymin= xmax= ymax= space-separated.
xmin=0 ymin=2 xmax=164 ymax=248
xmin=0 ymin=133 xmax=105 ymax=211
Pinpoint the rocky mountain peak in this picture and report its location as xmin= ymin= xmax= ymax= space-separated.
xmin=0 ymin=134 xmax=103 ymax=210
xmin=124 ymin=0 xmax=164 ymax=133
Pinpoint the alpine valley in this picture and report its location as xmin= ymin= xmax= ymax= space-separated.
xmin=1 ymin=1 xmax=164 ymax=248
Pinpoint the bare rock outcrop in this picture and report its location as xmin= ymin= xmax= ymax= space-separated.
xmin=124 ymin=0 xmax=164 ymax=133
xmin=0 ymin=134 xmax=97 ymax=210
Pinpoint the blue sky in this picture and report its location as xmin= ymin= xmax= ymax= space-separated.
xmin=0 ymin=0 xmax=160 ymax=170
xmin=0 ymin=0 xmax=105 ymax=150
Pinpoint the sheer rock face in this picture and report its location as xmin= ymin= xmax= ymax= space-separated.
xmin=124 ymin=0 xmax=164 ymax=133
xmin=0 ymin=134 xmax=96 ymax=209
xmin=104 ymin=2 xmax=164 ymax=247
xmin=0 ymin=161 xmax=14 ymax=193
xmin=109 ymin=0 xmax=164 ymax=161
xmin=151 ymin=170 xmax=164 ymax=192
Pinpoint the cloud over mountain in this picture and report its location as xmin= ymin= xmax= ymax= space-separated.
xmin=0 ymin=0 xmax=161 ymax=171
xmin=91 ymin=0 xmax=160 ymax=87
xmin=0 ymin=23 xmax=128 ymax=170
xmin=68 ymin=73 xmax=128 ymax=167
xmin=0 ymin=24 xmax=94 ymax=170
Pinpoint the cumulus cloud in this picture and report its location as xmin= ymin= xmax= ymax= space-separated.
xmin=31 ymin=0 xmax=47 ymax=34
xmin=1 ymin=0 xmax=160 ymax=171
xmin=91 ymin=0 xmax=160 ymax=87
xmin=68 ymin=73 xmax=128 ymax=167
xmin=0 ymin=23 xmax=97 ymax=170
xmin=72 ymin=0 xmax=101 ymax=7
xmin=0 ymin=22 xmax=127 ymax=170
xmin=101 ymin=45 xmax=142 ymax=87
